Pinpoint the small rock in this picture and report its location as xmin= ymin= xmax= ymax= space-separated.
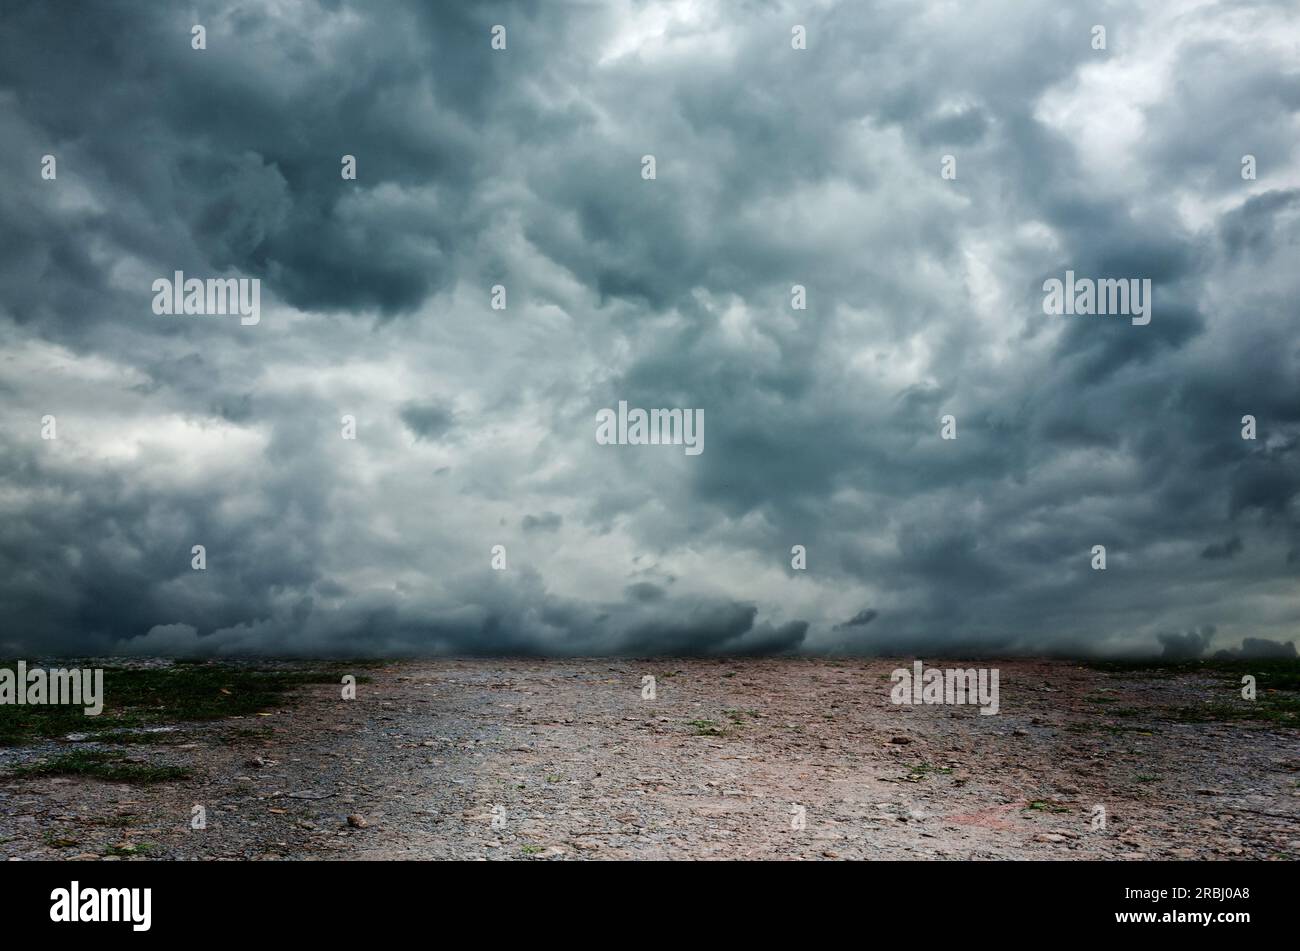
xmin=346 ymin=814 xmax=368 ymax=829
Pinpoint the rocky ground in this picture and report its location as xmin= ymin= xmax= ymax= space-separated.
xmin=1 ymin=658 xmax=1296 ymax=860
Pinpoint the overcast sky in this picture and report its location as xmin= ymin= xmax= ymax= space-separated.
xmin=1 ymin=1 xmax=1298 ymax=658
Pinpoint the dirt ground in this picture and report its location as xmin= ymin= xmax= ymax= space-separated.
xmin=1 ymin=658 xmax=1296 ymax=860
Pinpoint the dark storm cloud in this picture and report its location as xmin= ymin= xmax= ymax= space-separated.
xmin=835 ymin=609 xmax=878 ymax=630
xmin=521 ymin=512 xmax=563 ymax=533
xmin=1201 ymin=536 xmax=1242 ymax=561
xmin=1158 ymin=627 xmax=1297 ymax=661
xmin=625 ymin=582 xmax=666 ymax=603
xmin=1158 ymin=626 xmax=1217 ymax=660
xmin=400 ymin=401 xmax=456 ymax=442
xmin=1 ymin=1 xmax=1298 ymax=657
xmin=1213 ymin=638 xmax=1297 ymax=660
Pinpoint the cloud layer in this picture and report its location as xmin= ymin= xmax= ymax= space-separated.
xmin=1 ymin=1 xmax=1298 ymax=657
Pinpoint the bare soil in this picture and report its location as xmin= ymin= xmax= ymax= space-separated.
xmin=2 ymin=658 xmax=1296 ymax=860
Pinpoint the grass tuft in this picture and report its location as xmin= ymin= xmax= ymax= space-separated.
xmin=11 ymin=750 xmax=190 ymax=783
xmin=0 ymin=662 xmax=370 ymax=746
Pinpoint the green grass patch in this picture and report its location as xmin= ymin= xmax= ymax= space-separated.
xmin=1025 ymin=800 xmax=1071 ymax=813
xmin=0 ymin=662 xmax=368 ymax=746
xmin=102 ymin=842 xmax=152 ymax=857
xmin=225 ymin=726 xmax=274 ymax=741
xmin=1085 ymin=657 xmax=1300 ymax=692
xmin=83 ymin=729 xmax=192 ymax=746
xmin=1168 ymin=695 xmax=1300 ymax=726
xmin=11 ymin=750 xmax=190 ymax=783
xmin=1079 ymin=658 xmax=1300 ymax=728
xmin=687 ymin=718 xmax=727 ymax=737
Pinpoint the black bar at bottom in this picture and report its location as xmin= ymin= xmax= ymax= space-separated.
xmin=0 ymin=859 xmax=1285 ymax=938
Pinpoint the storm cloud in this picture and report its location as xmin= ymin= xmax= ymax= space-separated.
xmin=1 ymin=1 xmax=1298 ymax=657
